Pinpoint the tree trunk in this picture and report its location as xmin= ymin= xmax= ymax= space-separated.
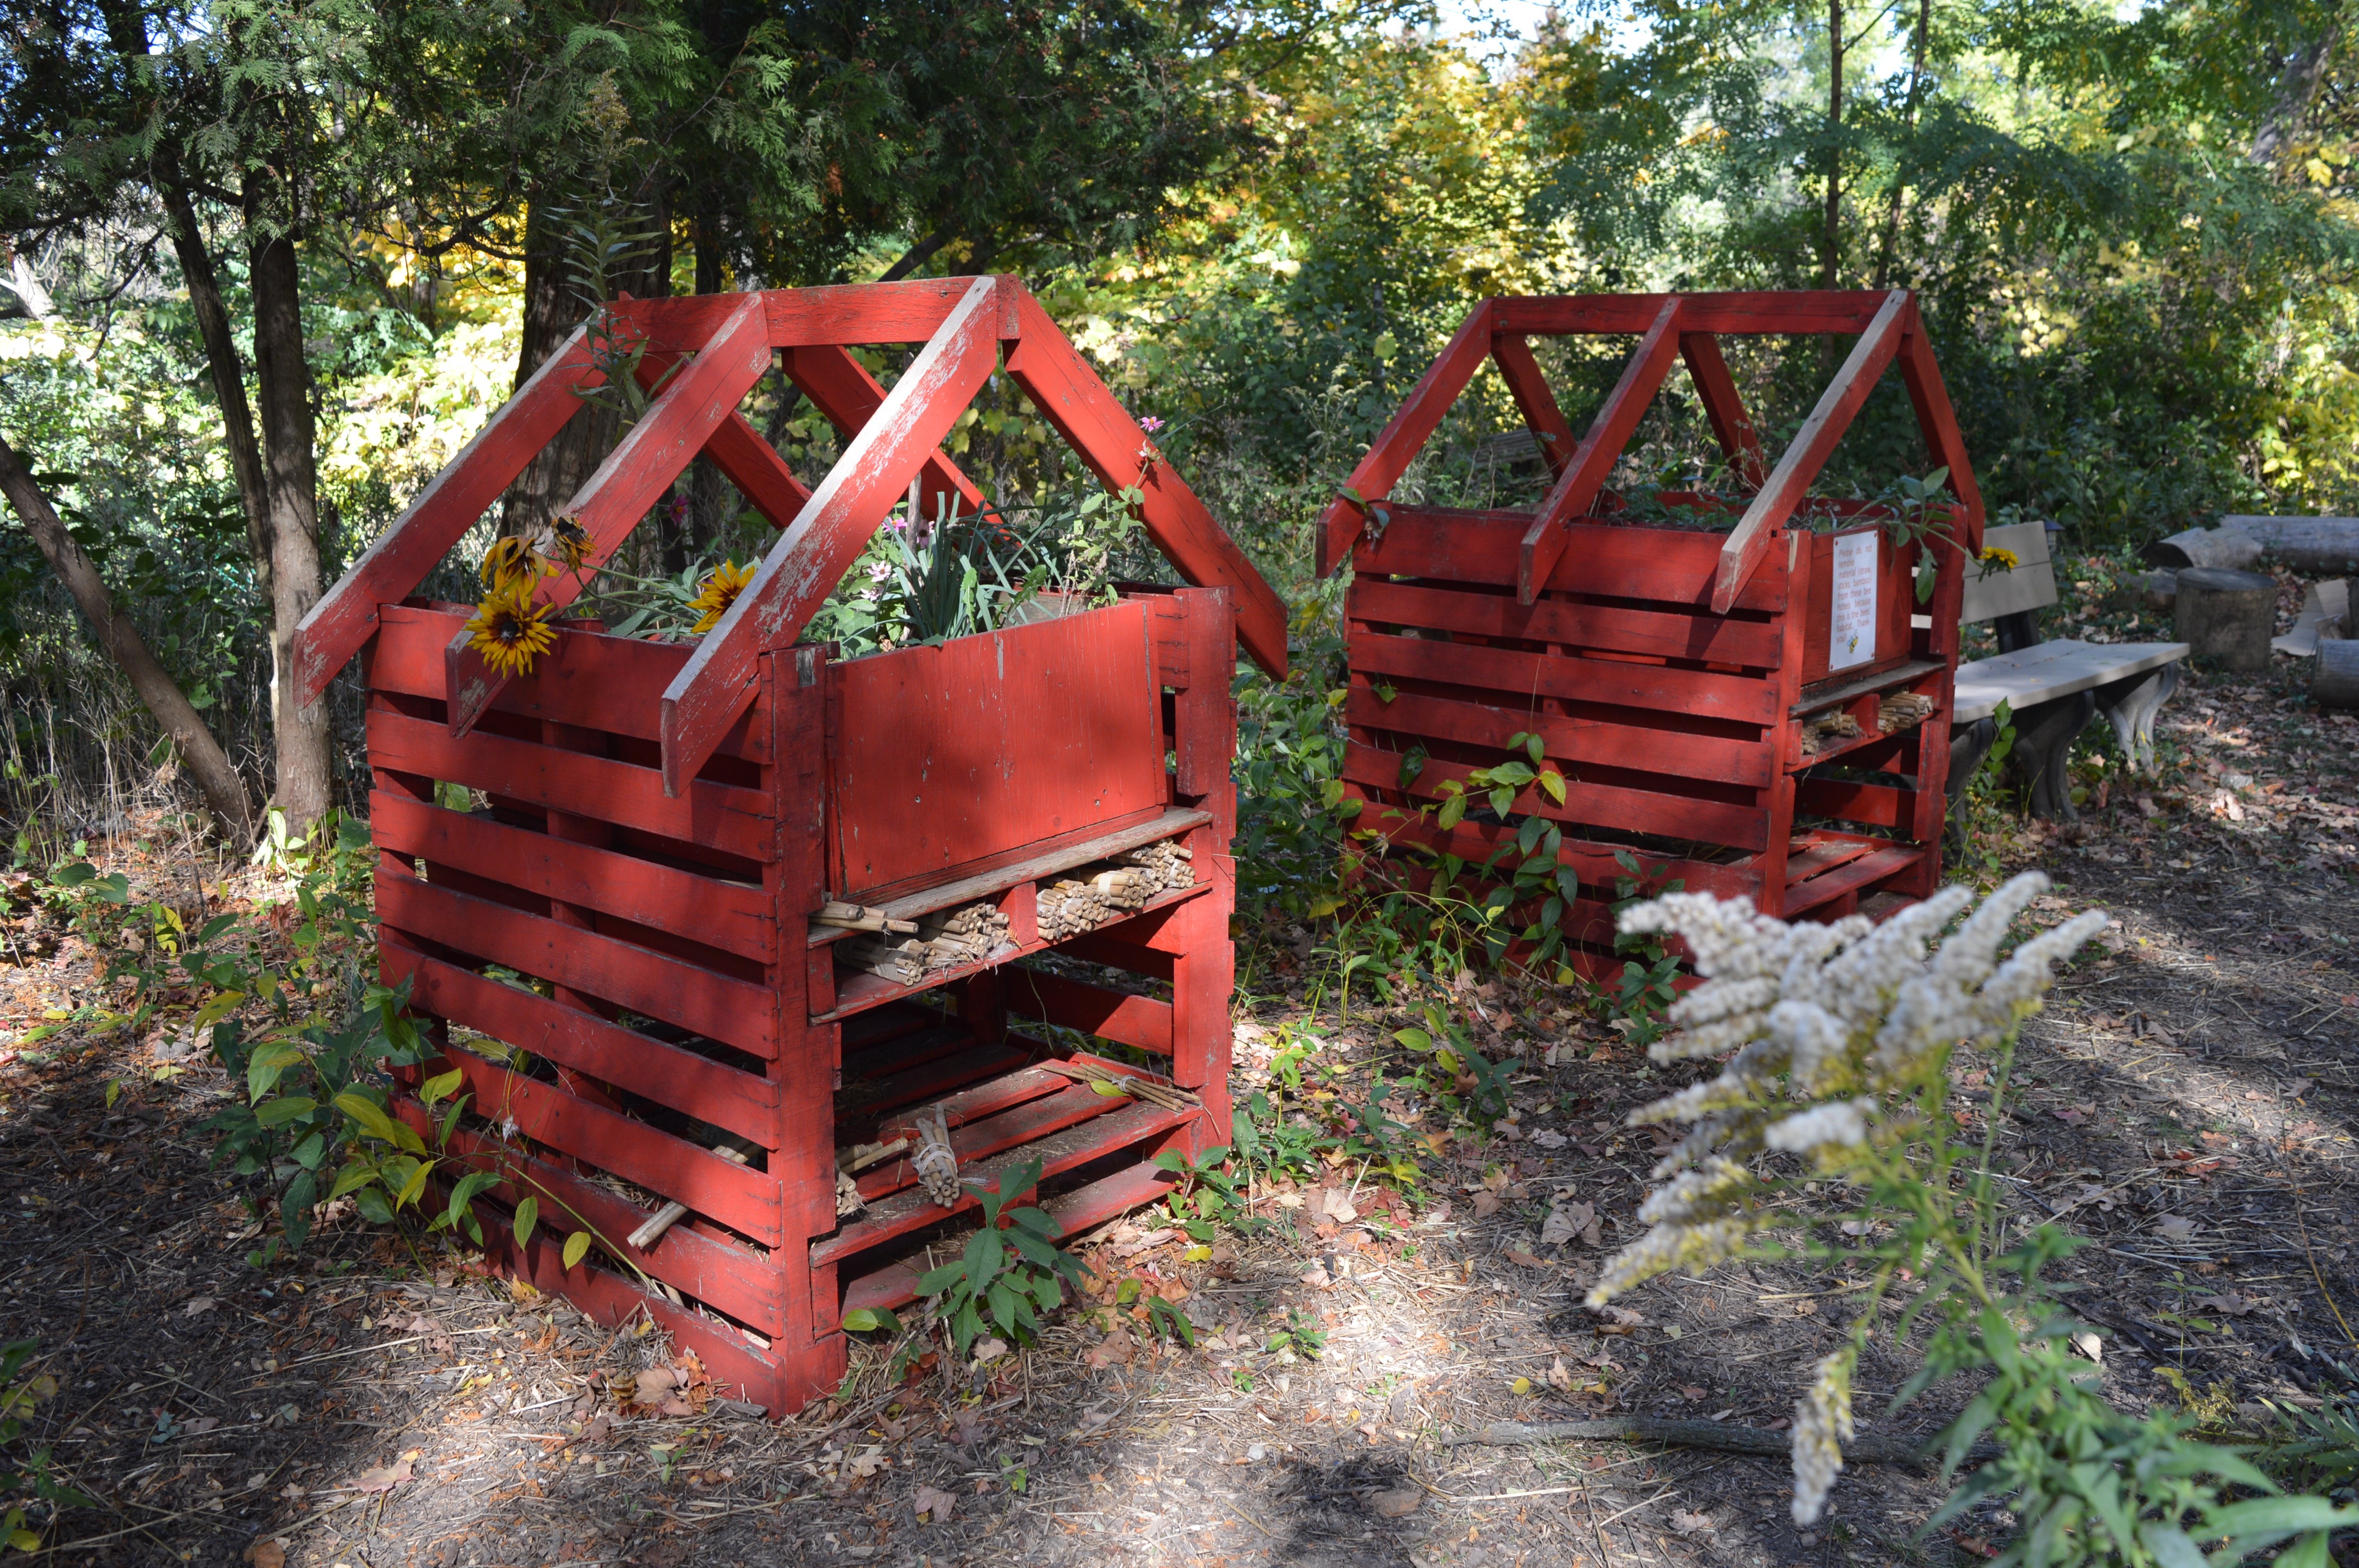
xmin=1821 ymin=0 xmax=1844 ymax=291
xmin=1870 ymin=0 xmax=1931 ymax=291
xmin=246 ymin=181 xmax=332 ymax=833
xmin=160 ymin=176 xmax=273 ymax=601
xmin=2251 ymin=20 xmax=2342 ymax=166
xmin=0 ymin=434 xmax=257 ymax=841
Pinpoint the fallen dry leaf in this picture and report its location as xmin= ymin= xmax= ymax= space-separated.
xmin=2195 ymin=1293 xmax=2256 ymax=1317
xmin=1470 ymin=1190 xmax=1502 ymax=1218
xmin=245 ymin=1542 xmax=287 ymax=1568
xmin=1669 ymin=1509 xmax=1715 ymax=1536
xmin=634 ymin=1367 xmax=680 ymax=1403
xmin=1085 ymin=1331 xmax=1133 ymax=1371
xmin=345 ymin=1454 xmax=416 ymax=1494
xmin=1547 ymin=1357 xmax=1575 ymax=1393
xmin=914 ymin=1483 xmax=958 ymax=1522
xmin=1527 ymin=1128 xmax=1568 ymax=1149
xmin=2153 ymin=1215 xmax=2200 ymax=1242
xmin=1369 ymin=1486 xmax=1423 ymax=1519
xmin=182 ymin=1297 xmax=214 ymax=1317
xmin=1504 ymin=1247 xmax=1547 ymax=1270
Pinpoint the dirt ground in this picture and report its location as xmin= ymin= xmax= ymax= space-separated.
xmin=6 ymin=635 xmax=2358 ymax=1567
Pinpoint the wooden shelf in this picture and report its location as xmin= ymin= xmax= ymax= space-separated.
xmin=1790 ymin=712 xmax=1938 ymax=773
xmin=1789 ymin=658 xmax=1945 ymax=717
xmin=811 ymin=879 xmax=1213 ymax=1024
xmin=808 ymin=806 xmax=1212 ymax=946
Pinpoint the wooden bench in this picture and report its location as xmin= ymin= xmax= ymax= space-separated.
xmin=1941 ymin=520 xmax=2189 ymax=820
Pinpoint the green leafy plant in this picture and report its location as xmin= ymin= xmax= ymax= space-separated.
xmin=0 ymin=1340 xmax=87 ymax=1552
xmin=917 ymin=1159 xmax=1090 ymax=1362
xmin=1152 ymin=1144 xmax=1249 ymax=1240
xmin=1265 ymin=1308 xmax=1326 ymax=1361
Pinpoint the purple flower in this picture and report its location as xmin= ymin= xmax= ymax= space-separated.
xmin=1139 ymin=416 xmax=1164 ymax=433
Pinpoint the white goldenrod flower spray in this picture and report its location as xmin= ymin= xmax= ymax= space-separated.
xmin=1590 ymin=872 xmax=2107 ymax=1526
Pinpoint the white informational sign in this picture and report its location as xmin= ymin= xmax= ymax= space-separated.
xmin=1828 ymin=531 xmax=1879 ymax=672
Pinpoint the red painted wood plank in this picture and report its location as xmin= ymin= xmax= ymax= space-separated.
xmin=835 ymin=1081 xmax=1128 ymax=1228
xmin=839 ymin=1047 xmax=1047 ymax=1139
xmin=1348 ymin=629 xmax=1780 ymax=723
xmin=1344 ymin=687 xmax=1774 ymax=788
xmin=1318 ymin=299 xmax=1493 ymax=575
xmin=1794 ymin=776 xmax=1910 ymax=828
xmin=1520 ymin=297 xmax=1683 ymax=603
xmin=814 ymin=1099 xmax=1190 ymax=1269
xmin=291 ymin=324 xmax=599 ymax=707
xmin=376 ymin=869 xmax=778 ymax=1057
xmin=1678 ymin=332 xmax=1768 ymax=490
xmin=365 ymin=708 xmax=774 ymax=863
xmin=660 ymin=277 xmax=1006 ymax=797
xmin=1001 ymin=969 xmax=1176 ymax=1054
xmin=449 ymin=295 xmax=774 ymax=735
xmin=629 ymin=347 xmax=815 ymax=529
xmin=370 ymin=607 xmax=769 ymax=762
xmin=1358 ymin=509 xmax=1790 ymax=613
xmin=1783 ymin=844 xmax=1926 ymax=914
xmin=1002 ymin=289 xmax=1287 ymax=679
xmin=1055 ymin=930 xmax=1176 ymax=982
xmin=1347 ymin=579 xmax=1783 ymax=668
xmin=1343 ymin=743 xmax=1770 ymax=851
xmin=371 ymin=791 xmax=772 ymax=963
xmin=594 ymin=278 xmax=1006 ymax=352
xmin=1353 ymin=802 xmax=1765 ymax=902
xmin=1895 ymin=302 xmax=1985 ymax=555
xmin=1488 ymin=335 xmax=1578 ymax=479
xmin=837 ymin=1158 xmax=1178 ymax=1321
xmin=381 ymin=933 xmax=779 ymax=1146
xmin=1490 ymin=292 xmax=1898 ymax=337
xmin=1712 ymin=290 xmax=1909 ymax=614
xmin=393 ymin=1100 xmax=785 ymax=1333
xmin=427 ymin=1044 xmax=784 ymax=1244
xmin=783 ymin=343 xmax=987 ymax=520
xmin=828 ymin=603 xmax=1165 ymax=897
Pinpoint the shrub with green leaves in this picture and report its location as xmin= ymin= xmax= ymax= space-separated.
xmin=917 ymin=1159 xmax=1091 ymax=1362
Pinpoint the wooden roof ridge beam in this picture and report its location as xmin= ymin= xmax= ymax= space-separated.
xmin=1488 ymin=334 xmax=1578 ymax=480
xmin=630 ymin=351 xmax=813 ymax=529
xmin=1000 ymin=286 xmax=1289 ymax=679
xmin=1709 ymin=288 xmax=1910 ymax=615
xmin=1516 ymin=296 xmax=1684 ymax=605
xmin=290 ymin=323 xmax=601 ymax=709
xmin=658 ymin=275 xmax=1007 ymax=798
xmin=444 ymin=292 xmax=773 ymax=736
xmin=1678 ymin=331 xmax=1767 ymax=490
xmin=1894 ymin=299 xmax=1985 ymax=556
xmin=1315 ymin=298 xmax=1495 ymax=575
xmin=781 ymin=344 xmax=989 ymax=521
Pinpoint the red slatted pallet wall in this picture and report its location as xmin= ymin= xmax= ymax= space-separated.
xmin=1318 ymin=290 xmax=1986 ymax=965
xmin=295 ymin=278 xmax=1283 ymax=1414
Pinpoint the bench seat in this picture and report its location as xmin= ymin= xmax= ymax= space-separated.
xmin=1953 ymin=638 xmax=2189 ymax=724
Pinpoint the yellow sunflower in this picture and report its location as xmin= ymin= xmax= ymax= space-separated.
xmin=1979 ymin=545 xmax=2020 ymax=572
xmin=466 ymin=584 xmax=558 ymax=678
xmin=479 ymin=535 xmax=541 ymax=592
xmin=687 ymin=560 xmax=755 ymax=635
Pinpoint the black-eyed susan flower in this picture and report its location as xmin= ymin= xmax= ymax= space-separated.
xmin=687 ymin=560 xmax=755 ymax=635
xmin=466 ymin=584 xmax=557 ymax=677
xmin=1979 ymin=545 xmax=2020 ymax=571
xmin=479 ymin=535 xmax=540 ymax=592
xmin=534 ymin=514 xmax=592 ymax=575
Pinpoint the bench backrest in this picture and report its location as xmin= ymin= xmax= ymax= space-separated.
xmin=1960 ymin=518 xmax=2058 ymax=625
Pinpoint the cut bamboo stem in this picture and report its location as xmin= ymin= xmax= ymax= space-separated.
xmin=627 ymin=1140 xmax=755 ymax=1249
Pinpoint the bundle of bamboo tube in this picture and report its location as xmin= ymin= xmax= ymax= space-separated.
xmin=915 ymin=901 xmax=1011 ymax=968
xmin=1796 ymin=708 xmax=1864 ymax=756
xmin=1035 ymin=841 xmax=1196 ymax=940
xmin=839 ymin=935 xmax=928 ymax=985
xmin=810 ymin=899 xmax=919 ymax=936
xmin=1037 ymin=1056 xmax=1201 ymax=1112
xmin=1877 ymin=691 xmax=1937 ymax=733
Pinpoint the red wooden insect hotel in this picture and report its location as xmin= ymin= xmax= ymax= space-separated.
xmin=290 ymin=276 xmax=1286 ymax=1413
xmin=1319 ymin=289 xmax=1984 ymax=961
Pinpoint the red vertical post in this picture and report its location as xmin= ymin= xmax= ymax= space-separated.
xmin=1761 ymin=531 xmax=1810 ymax=917
xmin=1165 ymin=587 xmax=1237 ymax=1151
xmin=765 ymin=644 xmax=845 ymax=1411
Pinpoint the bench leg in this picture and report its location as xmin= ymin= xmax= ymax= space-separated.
xmin=1944 ymin=718 xmax=1998 ymax=852
xmin=2008 ymin=690 xmax=2100 ymax=821
xmin=2093 ymin=662 xmax=2181 ymax=775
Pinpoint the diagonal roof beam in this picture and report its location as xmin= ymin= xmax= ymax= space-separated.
xmin=782 ymin=344 xmax=989 ymax=523
xmin=658 ymin=276 xmax=1007 ymax=797
xmin=1710 ymin=289 xmax=1910 ymax=614
xmin=1315 ymin=300 xmax=1495 ymax=574
xmin=1488 ymin=334 xmax=1578 ymax=480
xmin=632 ymin=351 xmax=813 ymax=529
xmin=289 ymin=324 xmax=601 ymax=709
xmin=444 ymin=292 xmax=773 ymax=736
xmin=1517 ymin=297 xmax=1684 ymax=604
xmin=1678 ymin=331 xmax=1768 ymax=491
xmin=1001 ymin=287 xmax=1289 ymax=679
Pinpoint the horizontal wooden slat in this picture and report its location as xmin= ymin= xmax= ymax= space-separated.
xmin=381 ymin=933 xmax=780 ymax=1147
xmin=1345 ymin=687 xmax=1773 ymax=788
xmin=367 ymin=708 xmax=773 ymax=864
xmin=1491 ymin=291 xmax=1899 ymax=337
xmin=1350 ymin=579 xmax=1782 ymax=668
xmin=376 ymin=870 xmax=777 ymax=1058
xmin=1343 ymin=744 xmax=1769 ymax=852
xmin=394 ymin=1100 xmax=784 ymax=1334
xmin=838 ymin=1158 xmax=1179 ymax=1320
xmin=428 ymin=1045 xmax=784 ymax=1246
xmin=371 ymin=606 xmax=769 ymax=762
xmin=1783 ymin=844 xmax=1927 ymax=914
xmin=372 ymin=792 xmax=772 ymax=964
xmin=1350 ymin=630 xmax=1779 ymax=724
xmin=1796 ymin=777 xmax=1912 ymax=828
xmin=837 ymin=1043 xmax=1037 ymax=1128
xmin=1358 ymin=510 xmax=1789 ymax=613
xmin=815 ymin=1098 xmax=1191 ymax=1270
xmin=1002 ymin=969 xmax=1175 ymax=1054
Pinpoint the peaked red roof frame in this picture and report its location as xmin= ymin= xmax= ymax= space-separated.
xmin=293 ymin=276 xmax=1288 ymax=795
xmin=1315 ymin=289 xmax=1985 ymax=613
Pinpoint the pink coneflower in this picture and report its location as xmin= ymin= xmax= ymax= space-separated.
xmin=1139 ymin=415 xmax=1164 ymax=433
